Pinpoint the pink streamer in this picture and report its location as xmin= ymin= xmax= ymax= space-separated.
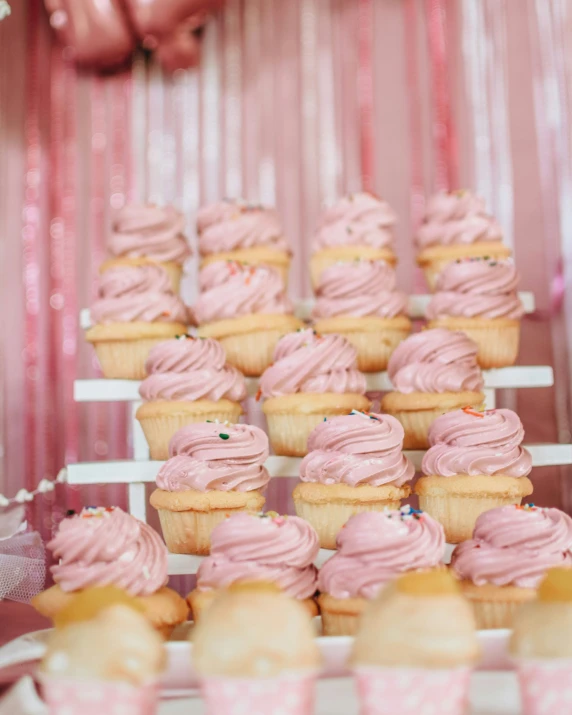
xmin=357 ymin=0 xmax=375 ymax=192
xmin=426 ymin=0 xmax=458 ymax=191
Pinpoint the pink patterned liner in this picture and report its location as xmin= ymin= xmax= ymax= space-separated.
xmin=516 ymin=658 xmax=572 ymax=715
xmin=354 ymin=665 xmax=471 ymax=715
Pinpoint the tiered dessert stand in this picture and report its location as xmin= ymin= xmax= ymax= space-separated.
xmin=61 ymin=291 xmax=572 ymax=575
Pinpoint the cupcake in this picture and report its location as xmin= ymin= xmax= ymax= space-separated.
xmin=31 ymin=507 xmax=188 ymax=637
xmin=149 ymin=422 xmax=268 ymax=554
xmin=100 ymin=203 xmax=191 ymax=293
xmin=417 ymin=408 xmax=534 ymax=542
xmin=380 ymin=328 xmax=485 ymax=449
xmin=197 ymin=199 xmax=291 ymax=284
xmin=311 ymin=260 xmax=410 ymax=371
xmin=136 ymin=336 xmax=246 ymax=460
xmin=451 ymin=505 xmax=572 ymax=629
xmin=40 ymin=588 xmax=165 ymax=715
xmin=351 ymin=571 xmax=479 ymax=715
xmin=187 ymin=512 xmax=319 ymax=620
xmin=416 ymin=190 xmax=511 ymax=289
xmin=194 ymin=261 xmax=303 ymax=377
xmin=317 ymin=508 xmax=445 ymax=635
xmin=85 ymin=264 xmax=189 ymax=379
xmin=260 ymin=329 xmax=371 ymax=456
xmin=193 ymin=582 xmax=321 ymax=715
xmin=310 ymin=193 xmax=397 ymax=289
xmin=293 ymin=411 xmax=414 ymax=547
xmin=426 ymin=258 xmax=524 ymax=367
xmin=510 ymin=568 xmax=572 ymax=715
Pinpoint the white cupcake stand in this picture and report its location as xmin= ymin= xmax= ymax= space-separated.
xmin=59 ymin=291 xmax=572 ymax=576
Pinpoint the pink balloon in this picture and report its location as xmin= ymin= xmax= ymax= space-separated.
xmin=125 ymin=0 xmax=222 ymax=39
xmin=154 ymin=14 xmax=206 ymax=73
xmin=44 ymin=0 xmax=135 ymax=69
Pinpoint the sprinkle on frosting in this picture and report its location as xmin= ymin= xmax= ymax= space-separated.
xmin=451 ymin=505 xmax=572 ymax=588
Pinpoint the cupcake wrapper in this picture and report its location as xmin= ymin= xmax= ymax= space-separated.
xmin=41 ymin=677 xmax=159 ymax=715
xmin=200 ymin=673 xmax=317 ymax=715
xmin=516 ymin=660 xmax=572 ymax=715
xmin=293 ymin=498 xmax=404 ymax=549
xmin=326 ymin=329 xmax=409 ymax=372
xmin=93 ymin=338 xmax=172 ymax=380
xmin=138 ymin=406 xmax=242 ymax=460
xmin=320 ymin=608 xmax=362 ymax=637
xmin=469 ymin=597 xmax=523 ymax=630
xmin=383 ymin=409 xmax=440 ymax=450
xmin=428 ymin=320 xmax=520 ymax=369
xmin=355 ymin=666 xmax=471 ymax=715
xmin=417 ymin=493 xmax=524 ymax=544
xmin=155 ymin=504 xmax=264 ymax=555
xmin=218 ymin=330 xmax=284 ymax=377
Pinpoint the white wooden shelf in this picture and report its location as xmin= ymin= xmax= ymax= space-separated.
xmin=79 ymin=291 xmax=536 ymax=330
xmin=74 ymin=365 xmax=554 ymax=403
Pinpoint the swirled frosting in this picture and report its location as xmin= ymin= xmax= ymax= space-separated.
xmin=260 ymin=329 xmax=367 ymax=397
xmin=90 ymin=265 xmax=189 ymax=324
xmin=416 ymin=190 xmax=503 ymax=250
xmin=194 ymin=262 xmax=292 ymax=324
xmin=451 ymin=505 xmax=572 ymax=587
xmin=49 ymin=507 xmax=168 ymax=596
xmin=299 ymin=411 xmax=414 ymax=487
xmin=156 ymin=422 xmax=270 ymax=492
xmin=318 ymin=508 xmax=445 ymax=598
xmin=313 ymin=193 xmax=396 ymax=251
xmin=139 ymin=337 xmax=246 ymax=402
xmin=312 ymin=261 xmax=407 ymax=319
xmin=387 ymin=328 xmax=484 ymax=394
xmin=422 ymin=408 xmax=532 ymax=477
xmin=197 ymin=200 xmax=289 ymax=255
xmin=196 ymin=513 xmax=319 ymax=599
xmin=426 ymin=258 xmax=525 ymax=320
xmin=109 ymin=204 xmax=191 ymax=263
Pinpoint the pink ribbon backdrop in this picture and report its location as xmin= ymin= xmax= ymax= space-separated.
xmin=1 ymin=0 xmax=572 ymax=539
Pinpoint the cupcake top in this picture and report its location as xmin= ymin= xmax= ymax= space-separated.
xmin=108 ymin=203 xmax=191 ymax=264
xmin=416 ymin=190 xmax=503 ymax=251
xmin=426 ymin=258 xmax=525 ymax=320
xmin=422 ymin=408 xmax=532 ymax=478
xmin=313 ymin=193 xmax=396 ymax=251
xmin=511 ymin=569 xmax=572 ymax=660
xmin=451 ymin=505 xmax=572 ymax=588
xmin=312 ymin=260 xmax=408 ymax=320
xmin=90 ymin=264 xmax=189 ymax=325
xmin=194 ymin=262 xmax=292 ymax=324
xmin=299 ymin=411 xmax=414 ymax=487
xmin=351 ymin=571 xmax=479 ymax=669
xmin=193 ymin=582 xmax=321 ymax=677
xmin=318 ymin=508 xmax=445 ymax=599
xmin=156 ymin=422 xmax=270 ymax=493
xmin=49 ymin=507 xmax=168 ymax=597
xmin=260 ymin=329 xmax=367 ymax=398
xmin=196 ymin=199 xmax=289 ymax=255
xmin=196 ymin=512 xmax=319 ymax=599
xmin=138 ymin=336 xmax=246 ymax=402
xmin=41 ymin=594 xmax=165 ymax=683
xmin=386 ymin=328 xmax=484 ymax=394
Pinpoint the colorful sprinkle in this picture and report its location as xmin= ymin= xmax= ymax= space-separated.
xmin=462 ymin=406 xmax=485 ymax=418
xmin=219 ymin=433 xmax=230 ymax=440
xmin=255 ymin=387 xmax=262 ymax=402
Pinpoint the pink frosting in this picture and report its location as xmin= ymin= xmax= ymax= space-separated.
xmin=416 ymin=190 xmax=503 ymax=250
xmin=196 ymin=200 xmax=289 ymax=255
xmin=90 ymin=264 xmax=189 ymax=324
xmin=421 ymin=408 xmax=532 ymax=478
xmin=318 ymin=509 xmax=445 ymax=598
xmin=313 ymin=193 xmax=396 ymax=251
xmin=299 ymin=411 xmax=414 ymax=487
xmin=386 ymin=328 xmax=484 ymax=394
xmin=196 ymin=513 xmax=319 ymax=599
xmin=138 ymin=337 xmax=246 ymax=402
xmin=49 ymin=507 xmax=168 ymax=596
xmin=194 ymin=262 xmax=292 ymax=324
xmin=426 ymin=258 xmax=525 ymax=320
xmin=109 ymin=204 xmax=191 ymax=263
xmin=312 ymin=261 xmax=408 ymax=319
xmin=156 ymin=422 xmax=270 ymax=492
xmin=260 ymin=329 xmax=367 ymax=398
xmin=451 ymin=505 xmax=572 ymax=587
